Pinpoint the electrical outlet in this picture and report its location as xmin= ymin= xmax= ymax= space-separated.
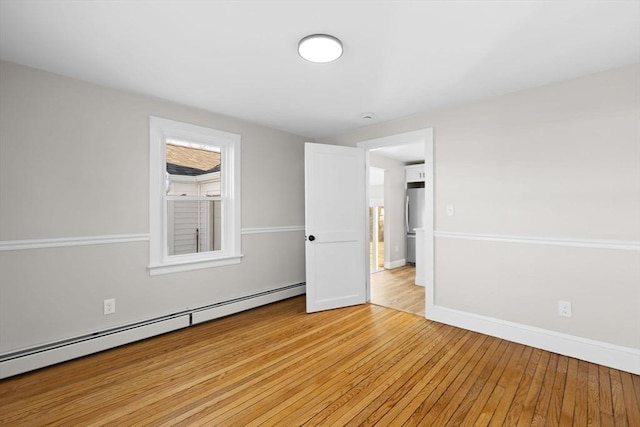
xmin=558 ymin=300 xmax=572 ymax=318
xmin=104 ymin=298 xmax=116 ymax=315
xmin=446 ymin=204 xmax=455 ymax=217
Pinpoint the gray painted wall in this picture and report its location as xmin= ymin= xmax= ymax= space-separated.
xmin=322 ymin=65 xmax=640 ymax=349
xmin=0 ymin=61 xmax=307 ymax=353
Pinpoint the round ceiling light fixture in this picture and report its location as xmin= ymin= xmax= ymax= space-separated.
xmin=298 ymin=34 xmax=343 ymax=63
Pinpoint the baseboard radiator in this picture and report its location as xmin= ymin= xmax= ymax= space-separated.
xmin=0 ymin=283 xmax=306 ymax=379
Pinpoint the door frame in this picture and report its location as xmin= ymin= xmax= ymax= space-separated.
xmin=368 ymin=166 xmax=386 ymax=273
xmin=357 ymin=128 xmax=434 ymax=318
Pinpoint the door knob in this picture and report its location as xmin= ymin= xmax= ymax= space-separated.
xmin=308 ymin=235 xmax=316 ymax=241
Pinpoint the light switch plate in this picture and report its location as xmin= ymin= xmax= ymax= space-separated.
xmin=446 ymin=204 xmax=455 ymax=217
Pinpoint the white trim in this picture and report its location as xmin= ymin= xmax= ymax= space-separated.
xmin=385 ymin=259 xmax=407 ymax=269
xmin=166 ymin=195 xmax=222 ymax=202
xmin=0 ymin=315 xmax=190 ymax=379
xmin=434 ymin=231 xmax=640 ymax=251
xmin=147 ymin=254 xmax=243 ymax=276
xmin=0 ymin=234 xmax=150 ymax=251
xmin=169 ymin=171 xmax=220 ymax=183
xmin=0 ymin=226 xmax=307 ymax=252
xmin=241 ymin=225 xmax=305 ymax=235
xmin=429 ymin=305 xmax=640 ymax=374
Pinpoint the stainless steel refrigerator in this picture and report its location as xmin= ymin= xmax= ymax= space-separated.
xmin=405 ymin=187 xmax=425 ymax=264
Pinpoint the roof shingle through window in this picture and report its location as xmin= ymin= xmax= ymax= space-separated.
xmin=166 ymin=144 xmax=220 ymax=176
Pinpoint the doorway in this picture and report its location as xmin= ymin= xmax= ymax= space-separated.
xmin=367 ymin=155 xmax=423 ymax=316
xmin=358 ymin=129 xmax=434 ymax=318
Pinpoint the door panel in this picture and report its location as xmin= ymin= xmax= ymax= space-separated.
xmin=305 ymin=143 xmax=366 ymax=313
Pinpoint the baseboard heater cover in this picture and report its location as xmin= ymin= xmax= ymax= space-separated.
xmin=0 ymin=283 xmax=306 ymax=379
xmin=192 ymin=283 xmax=306 ymax=324
xmin=0 ymin=316 xmax=190 ymax=379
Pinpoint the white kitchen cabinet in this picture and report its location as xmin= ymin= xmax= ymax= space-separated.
xmin=405 ymin=164 xmax=426 ymax=183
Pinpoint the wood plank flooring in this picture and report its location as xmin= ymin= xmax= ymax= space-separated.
xmin=371 ymin=265 xmax=425 ymax=316
xmin=1 ymin=296 xmax=638 ymax=426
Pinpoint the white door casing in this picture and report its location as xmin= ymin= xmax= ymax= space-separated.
xmin=304 ymin=143 xmax=367 ymax=313
xmin=357 ymin=128 xmax=434 ymax=318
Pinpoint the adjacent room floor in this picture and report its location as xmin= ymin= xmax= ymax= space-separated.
xmin=370 ymin=265 xmax=425 ymax=317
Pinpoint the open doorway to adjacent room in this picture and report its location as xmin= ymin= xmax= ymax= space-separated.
xmin=365 ymin=136 xmax=428 ymax=317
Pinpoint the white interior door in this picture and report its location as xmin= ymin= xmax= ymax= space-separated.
xmin=305 ymin=142 xmax=367 ymax=313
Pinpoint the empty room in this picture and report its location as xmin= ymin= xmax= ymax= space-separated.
xmin=0 ymin=1 xmax=639 ymax=425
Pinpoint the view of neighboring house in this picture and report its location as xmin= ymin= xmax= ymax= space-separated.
xmin=165 ymin=142 xmax=222 ymax=255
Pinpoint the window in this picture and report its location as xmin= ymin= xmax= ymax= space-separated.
xmin=149 ymin=117 xmax=241 ymax=275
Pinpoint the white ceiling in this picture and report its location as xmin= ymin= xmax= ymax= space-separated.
xmin=0 ymin=1 xmax=638 ymax=139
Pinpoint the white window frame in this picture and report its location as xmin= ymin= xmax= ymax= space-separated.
xmin=148 ymin=116 xmax=242 ymax=275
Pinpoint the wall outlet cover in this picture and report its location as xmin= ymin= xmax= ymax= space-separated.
xmin=558 ymin=300 xmax=572 ymax=318
xmin=104 ymin=298 xmax=116 ymax=315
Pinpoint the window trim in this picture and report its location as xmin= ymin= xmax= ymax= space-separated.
xmin=148 ymin=116 xmax=242 ymax=276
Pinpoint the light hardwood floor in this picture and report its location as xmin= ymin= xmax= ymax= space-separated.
xmin=1 ymin=296 xmax=638 ymax=426
xmin=371 ymin=265 xmax=425 ymax=316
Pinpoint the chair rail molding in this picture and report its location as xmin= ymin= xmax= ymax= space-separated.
xmin=0 ymin=226 xmax=307 ymax=251
xmin=0 ymin=234 xmax=150 ymax=251
xmin=240 ymin=226 xmax=305 ymax=235
xmin=434 ymin=231 xmax=640 ymax=251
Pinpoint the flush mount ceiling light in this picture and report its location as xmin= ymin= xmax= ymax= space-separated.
xmin=298 ymin=34 xmax=343 ymax=63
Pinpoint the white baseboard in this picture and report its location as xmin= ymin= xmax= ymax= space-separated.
xmin=385 ymin=259 xmax=407 ymax=269
xmin=0 ymin=315 xmax=190 ymax=379
xmin=429 ymin=305 xmax=640 ymax=375
xmin=192 ymin=284 xmax=306 ymax=324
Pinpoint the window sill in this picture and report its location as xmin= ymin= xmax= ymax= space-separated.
xmin=148 ymin=254 xmax=243 ymax=276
